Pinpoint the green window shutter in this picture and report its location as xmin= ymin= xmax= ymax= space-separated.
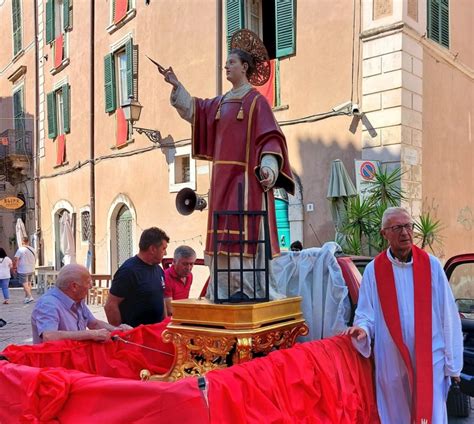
xmin=63 ymin=0 xmax=70 ymax=31
xmin=226 ymin=0 xmax=244 ymax=51
xmin=125 ymin=39 xmax=134 ymax=100
xmin=275 ymin=0 xmax=295 ymax=58
xmin=62 ymin=84 xmax=70 ymax=134
xmin=45 ymin=0 xmax=55 ymax=44
xmin=112 ymin=0 xmax=116 ymax=22
xmin=13 ymin=89 xmax=24 ymax=133
xmin=47 ymin=91 xmax=57 ymax=139
xmin=440 ymin=0 xmax=449 ymax=48
xmin=12 ymin=0 xmax=22 ymax=55
xmin=428 ymin=0 xmax=449 ymax=48
xmin=104 ymin=53 xmax=116 ymax=113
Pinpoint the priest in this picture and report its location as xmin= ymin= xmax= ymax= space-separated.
xmin=345 ymin=207 xmax=463 ymax=424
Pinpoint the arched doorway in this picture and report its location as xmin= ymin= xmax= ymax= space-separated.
xmin=115 ymin=205 xmax=133 ymax=269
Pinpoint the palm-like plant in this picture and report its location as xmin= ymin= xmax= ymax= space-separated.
xmin=365 ymin=166 xmax=406 ymax=207
xmin=336 ymin=166 xmax=444 ymax=256
xmin=414 ymin=212 xmax=444 ymax=251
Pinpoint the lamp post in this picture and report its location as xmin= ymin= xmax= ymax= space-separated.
xmin=122 ymin=97 xmax=164 ymax=145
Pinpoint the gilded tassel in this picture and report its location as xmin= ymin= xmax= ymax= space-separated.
xmin=215 ymin=104 xmax=221 ymax=120
xmin=237 ymin=105 xmax=244 ymax=120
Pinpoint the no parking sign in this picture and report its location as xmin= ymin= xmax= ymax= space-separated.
xmin=355 ymin=160 xmax=380 ymax=198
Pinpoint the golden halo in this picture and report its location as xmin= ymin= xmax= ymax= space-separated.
xmin=230 ymin=29 xmax=271 ymax=86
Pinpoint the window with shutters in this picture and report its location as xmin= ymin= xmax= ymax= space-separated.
xmin=104 ymin=39 xmax=136 ymax=113
xmin=169 ymin=145 xmax=196 ymax=193
xmin=12 ymin=86 xmax=25 ymax=152
xmin=427 ymin=0 xmax=449 ymax=48
xmin=47 ymin=84 xmax=70 ymax=165
xmin=108 ymin=0 xmax=136 ymax=33
xmin=116 ymin=50 xmax=129 ymax=108
xmin=12 ymin=0 xmax=23 ymax=57
xmin=80 ymin=210 xmax=91 ymax=243
xmin=45 ymin=0 xmax=71 ymax=71
xmin=226 ymin=0 xmax=296 ymax=59
xmin=47 ymin=84 xmax=70 ymax=139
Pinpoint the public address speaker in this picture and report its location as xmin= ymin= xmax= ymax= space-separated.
xmin=176 ymin=188 xmax=207 ymax=215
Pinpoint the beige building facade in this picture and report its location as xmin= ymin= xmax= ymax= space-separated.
xmin=0 ymin=0 xmax=471 ymax=280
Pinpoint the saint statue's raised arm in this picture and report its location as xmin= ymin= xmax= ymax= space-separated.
xmin=160 ymin=30 xmax=294 ymax=301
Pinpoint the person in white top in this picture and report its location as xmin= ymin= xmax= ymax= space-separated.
xmin=345 ymin=207 xmax=463 ymax=424
xmin=13 ymin=236 xmax=36 ymax=304
xmin=0 ymin=248 xmax=12 ymax=304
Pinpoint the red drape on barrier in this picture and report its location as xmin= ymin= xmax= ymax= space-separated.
xmin=1 ymin=327 xmax=379 ymax=423
xmin=2 ymin=319 xmax=174 ymax=379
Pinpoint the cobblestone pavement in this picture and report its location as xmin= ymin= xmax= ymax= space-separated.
xmin=0 ymin=288 xmax=473 ymax=422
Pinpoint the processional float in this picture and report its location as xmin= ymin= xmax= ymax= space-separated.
xmin=140 ymin=184 xmax=308 ymax=382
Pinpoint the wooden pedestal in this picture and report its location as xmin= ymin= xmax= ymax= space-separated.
xmin=140 ymin=297 xmax=308 ymax=382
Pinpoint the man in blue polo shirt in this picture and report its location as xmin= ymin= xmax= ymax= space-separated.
xmin=31 ymin=264 xmax=130 ymax=344
xmin=105 ymin=227 xmax=169 ymax=327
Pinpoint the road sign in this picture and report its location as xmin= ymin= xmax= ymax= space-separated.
xmin=0 ymin=197 xmax=24 ymax=210
xmin=355 ymin=160 xmax=380 ymax=199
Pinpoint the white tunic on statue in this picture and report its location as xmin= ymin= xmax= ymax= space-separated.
xmin=352 ymin=250 xmax=463 ymax=424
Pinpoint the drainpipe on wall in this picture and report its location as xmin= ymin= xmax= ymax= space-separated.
xmin=33 ymin=0 xmax=42 ymax=264
xmin=216 ymin=0 xmax=223 ymax=96
xmin=89 ymin=1 xmax=96 ymax=273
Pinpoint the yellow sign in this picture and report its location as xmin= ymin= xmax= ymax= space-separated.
xmin=0 ymin=197 xmax=24 ymax=210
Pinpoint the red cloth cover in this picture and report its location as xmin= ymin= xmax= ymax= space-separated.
xmin=114 ymin=0 xmax=128 ymax=24
xmin=0 ymin=327 xmax=379 ymax=423
xmin=255 ymin=59 xmax=275 ymax=107
xmin=56 ymin=134 xmax=65 ymax=165
xmin=116 ymin=107 xmax=128 ymax=147
xmin=54 ymin=34 xmax=63 ymax=68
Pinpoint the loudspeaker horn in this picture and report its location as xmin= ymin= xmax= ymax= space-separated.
xmin=175 ymin=188 xmax=207 ymax=216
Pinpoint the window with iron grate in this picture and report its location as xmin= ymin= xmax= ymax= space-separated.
xmin=81 ymin=211 xmax=91 ymax=242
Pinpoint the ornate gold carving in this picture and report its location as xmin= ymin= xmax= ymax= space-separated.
xmin=140 ymin=298 xmax=308 ymax=382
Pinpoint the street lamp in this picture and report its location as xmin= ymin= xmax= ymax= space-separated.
xmin=122 ymin=97 xmax=164 ymax=145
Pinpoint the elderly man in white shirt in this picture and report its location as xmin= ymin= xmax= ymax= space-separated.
xmin=345 ymin=207 xmax=463 ymax=424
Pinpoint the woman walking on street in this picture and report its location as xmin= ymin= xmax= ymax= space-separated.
xmin=0 ymin=248 xmax=12 ymax=304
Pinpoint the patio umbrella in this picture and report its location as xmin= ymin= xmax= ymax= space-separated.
xmin=15 ymin=218 xmax=27 ymax=248
xmin=327 ymin=159 xmax=357 ymax=238
xmin=60 ymin=212 xmax=76 ymax=265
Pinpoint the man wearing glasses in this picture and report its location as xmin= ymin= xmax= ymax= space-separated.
xmin=345 ymin=207 xmax=463 ymax=423
xmin=31 ymin=264 xmax=131 ymax=344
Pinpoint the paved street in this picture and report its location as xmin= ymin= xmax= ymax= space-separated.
xmin=0 ymin=288 xmax=473 ymax=422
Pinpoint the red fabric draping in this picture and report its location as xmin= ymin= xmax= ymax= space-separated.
xmin=255 ymin=59 xmax=275 ymax=106
xmin=0 ymin=326 xmax=379 ymax=423
xmin=56 ymin=134 xmax=65 ymax=165
xmin=2 ymin=320 xmax=174 ymax=379
xmin=54 ymin=34 xmax=63 ymax=68
xmin=114 ymin=0 xmax=128 ymax=24
xmin=116 ymin=107 xmax=128 ymax=147
xmin=206 ymin=336 xmax=379 ymax=424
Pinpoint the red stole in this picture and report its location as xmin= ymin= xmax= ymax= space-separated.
xmin=374 ymin=245 xmax=433 ymax=424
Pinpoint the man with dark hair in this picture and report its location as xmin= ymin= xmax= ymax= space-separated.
xmin=164 ymin=245 xmax=196 ymax=315
xmin=105 ymin=227 xmax=170 ymax=327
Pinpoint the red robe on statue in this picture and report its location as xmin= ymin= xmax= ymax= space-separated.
xmin=192 ymin=88 xmax=294 ymax=257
